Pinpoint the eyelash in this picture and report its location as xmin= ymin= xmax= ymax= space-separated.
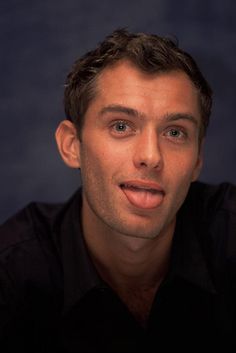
xmin=165 ymin=127 xmax=187 ymax=140
xmin=110 ymin=120 xmax=134 ymax=134
xmin=109 ymin=120 xmax=188 ymax=142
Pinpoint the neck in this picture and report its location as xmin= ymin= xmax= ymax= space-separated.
xmin=84 ymin=219 xmax=175 ymax=328
xmin=81 ymin=200 xmax=176 ymax=328
xmin=82 ymin=209 xmax=175 ymax=292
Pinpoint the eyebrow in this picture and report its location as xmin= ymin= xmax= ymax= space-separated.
xmin=164 ymin=112 xmax=199 ymax=127
xmin=98 ymin=104 xmax=145 ymax=119
xmin=98 ymin=104 xmax=199 ymax=126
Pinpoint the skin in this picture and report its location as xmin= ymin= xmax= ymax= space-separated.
xmin=55 ymin=60 xmax=203 ymax=322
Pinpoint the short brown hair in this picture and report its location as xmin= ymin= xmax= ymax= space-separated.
xmin=64 ymin=28 xmax=212 ymax=140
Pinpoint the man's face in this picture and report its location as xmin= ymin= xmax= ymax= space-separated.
xmin=77 ymin=61 xmax=203 ymax=240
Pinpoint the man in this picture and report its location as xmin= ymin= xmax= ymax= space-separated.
xmin=0 ymin=29 xmax=235 ymax=352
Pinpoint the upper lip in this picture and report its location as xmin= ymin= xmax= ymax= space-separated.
xmin=120 ymin=180 xmax=165 ymax=193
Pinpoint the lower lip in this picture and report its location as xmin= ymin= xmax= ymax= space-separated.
xmin=120 ymin=186 xmax=164 ymax=209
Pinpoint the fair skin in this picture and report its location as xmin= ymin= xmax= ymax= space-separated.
xmin=55 ymin=60 xmax=203 ymax=326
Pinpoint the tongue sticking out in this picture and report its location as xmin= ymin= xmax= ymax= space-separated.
xmin=121 ymin=186 xmax=164 ymax=209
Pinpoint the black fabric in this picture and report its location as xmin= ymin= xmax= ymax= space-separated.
xmin=0 ymin=181 xmax=236 ymax=352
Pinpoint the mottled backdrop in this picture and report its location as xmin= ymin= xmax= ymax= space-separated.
xmin=1 ymin=0 xmax=236 ymax=223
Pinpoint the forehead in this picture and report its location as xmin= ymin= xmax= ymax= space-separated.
xmin=90 ymin=60 xmax=201 ymax=121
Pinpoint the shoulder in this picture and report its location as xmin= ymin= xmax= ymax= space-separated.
xmin=0 ymin=201 xmax=65 ymax=296
xmin=185 ymin=181 xmax=236 ymax=218
xmin=0 ymin=200 xmax=73 ymax=345
xmin=0 ymin=200 xmax=63 ymax=256
xmin=185 ymin=181 xmax=236 ymax=239
xmin=186 ymin=181 xmax=236 ymax=287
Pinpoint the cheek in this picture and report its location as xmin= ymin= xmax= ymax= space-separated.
xmin=84 ymin=140 xmax=128 ymax=171
xmin=166 ymin=154 xmax=200 ymax=200
xmin=168 ymin=149 xmax=200 ymax=177
xmin=80 ymin=146 xmax=103 ymax=178
xmin=79 ymin=142 xmax=118 ymax=186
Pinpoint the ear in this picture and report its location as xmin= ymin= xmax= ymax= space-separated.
xmin=55 ymin=120 xmax=81 ymax=168
xmin=191 ymin=139 xmax=205 ymax=182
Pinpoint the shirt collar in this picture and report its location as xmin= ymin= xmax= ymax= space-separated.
xmin=53 ymin=188 xmax=104 ymax=314
xmin=53 ymin=183 xmax=217 ymax=315
xmin=169 ymin=184 xmax=217 ymax=295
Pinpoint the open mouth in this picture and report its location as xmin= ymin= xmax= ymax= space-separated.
xmin=120 ymin=181 xmax=165 ymax=209
xmin=120 ymin=183 xmax=160 ymax=192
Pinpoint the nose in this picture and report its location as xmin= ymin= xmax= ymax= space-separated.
xmin=133 ymin=128 xmax=163 ymax=171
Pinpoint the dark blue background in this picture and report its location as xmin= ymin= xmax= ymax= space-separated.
xmin=1 ymin=0 xmax=236 ymax=223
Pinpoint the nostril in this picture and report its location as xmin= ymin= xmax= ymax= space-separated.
xmin=139 ymin=160 xmax=161 ymax=169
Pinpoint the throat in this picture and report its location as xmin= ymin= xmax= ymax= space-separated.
xmin=116 ymin=285 xmax=158 ymax=328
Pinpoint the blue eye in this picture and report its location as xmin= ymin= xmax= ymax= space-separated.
xmin=114 ymin=121 xmax=128 ymax=132
xmin=169 ymin=129 xmax=181 ymax=137
xmin=167 ymin=129 xmax=185 ymax=138
xmin=110 ymin=120 xmax=135 ymax=138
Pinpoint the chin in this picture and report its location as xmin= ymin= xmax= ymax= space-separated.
xmin=114 ymin=221 xmax=165 ymax=240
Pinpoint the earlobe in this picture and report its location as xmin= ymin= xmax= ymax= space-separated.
xmin=55 ymin=120 xmax=81 ymax=168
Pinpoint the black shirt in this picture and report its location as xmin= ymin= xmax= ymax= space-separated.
xmin=0 ymin=181 xmax=236 ymax=352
